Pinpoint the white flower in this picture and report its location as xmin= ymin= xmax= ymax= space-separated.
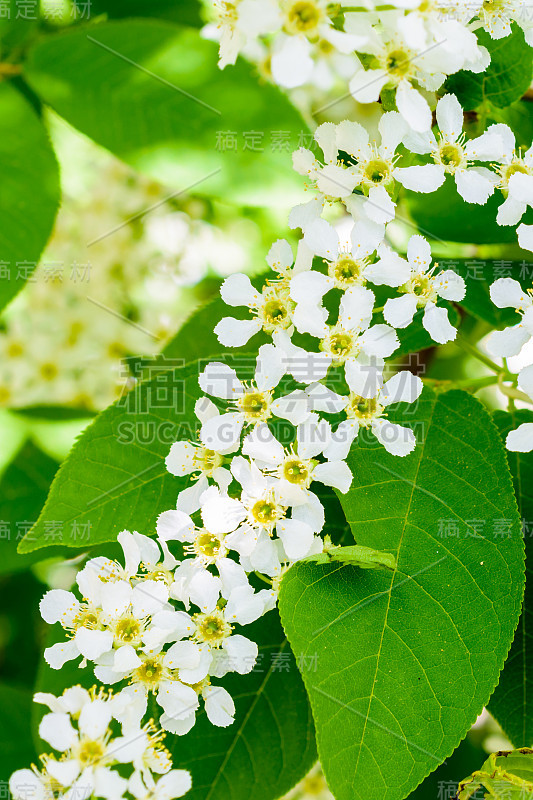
xmin=32 ymin=689 xmax=165 ymax=800
xmin=477 ymin=0 xmax=533 ymax=45
xmin=40 ymin=544 xmax=171 ymax=674
xmin=225 ymin=455 xmax=325 ymax=563
xmin=212 ymin=0 xmax=282 ymax=68
xmin=157 ymin=486 xmax=244 ymax=580
xmin=290 ymin=217 xmax=410 ymax=312
xmin=345 ymin=13 xmax=445 ymax=132
xmin=390 ymin=1 xmax=488 ymax=73
xmin=197 ymin=345 xmax=310 ymax=451
xmin=242 ymin=422 xmax=352 ymax=506
xmin=291 ymin=282 xmax=399 ymax=392
xmin=403 ymin=94 xmax=502 ymax=204
xmin=214 ymin=239 xmax=303 ymax=347
xmin=487 ymin=277 xmax=533 ymax=356
xmin=270 ymin=0 xmax=367 ymax=88
xmin=383 ymin=235 xmax=465 ymax=344
xmin=317 ymin=371 xmax=424 ymax=458
xmin=165 ymin=399 xmax=232 ymax=514
xmin=160 ymin=681 xmax=236 ymax=735
xmin=294 ymin=113 xmax=443 ymax=225
xmin=486 ymin=123 xmax=533 ymax=225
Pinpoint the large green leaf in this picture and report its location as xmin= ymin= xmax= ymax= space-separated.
xmin=24 ymin=20 xmax=307 ymax=206
xmin=279 ymin=388 xmax=524 ymax=800
xmin=0 ymin=441 xmax=62 ymax=573
xmin=488 ymin=409 xmax=533 ymax=747
xmin=18 ymin=361 xmax=203 ymax=554
xmin=445 ymin=26 xmax=533 ymax=109
xmin=0 ymin=82 xmax=59 ymax=312
xmin=0 ymin=683 xmax=37 ymax=780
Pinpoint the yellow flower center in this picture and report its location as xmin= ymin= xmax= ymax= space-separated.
xmin=283 ymin=458 xmax=311 ymax=486
xmin=346 ymin=394 xmax=383 ymax=426
xmin=285 ymin=0 xmax=323 ymax=34
xmin=321 ymin=327 xmax=358 ymax=363
xmin=132 ymin=655 xmax=167 ymax=690
xmin=237 ymin=390 xmax=272 ymax=422
xmin=114 ymin=616 xmax=142 ymax=645
xmin=437 ymin=142 xmax=465 ymax=172
xmin=403 ymin=274 xmax=437 ymax=306
xmin=194 ymin=611 xmax=232 ymax=645
xmin=258 ymin=286 xmax=294 ymax=333
xmin=193 ymin=530 xmax=226 ymax=562
xmin=193 ymin=447 xmax=224 ymax=476
xmin=364 ymin=157 xmax=392 ymax=185
xmin=76 ymin=739 xmax=106 ymax=766
xmin=385 ymin=49 xmax=411 ymax=78
xmin=330 ymin=255 xmax=365 ymax=288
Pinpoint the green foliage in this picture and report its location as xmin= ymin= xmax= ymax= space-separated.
xmin=73 ymin=0 xmax=203 ymax=25
xmin=0 ymin=441 xmax=62 ymax=573
xmin=445 ymin=26 xmax=533 ymax=109
xmin=0 ymin=683 xmax=38 ymax=781
xmin=24 ymin=20 xmax=308 ymax=206
xmin=163 ymin=294 xmax=269 ymax=364
xmin=405 ymin=175 xmax=520 ymax=244
xmin=0 ymin=82 xmax=59 ymax=312
xmin=488 ymin=409 xmax=533 ymax=748
xmin=17 ymin=362 xmax=204 ymax=554
xmin=279 ymin=388 xmax=524 ymax=800
xmin=450 ymin=259 xmax=523 ymax=328
xmin=456 ymin=748 xmax=533 ymax=798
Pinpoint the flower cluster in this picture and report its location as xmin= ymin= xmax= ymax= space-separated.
xmin=206 ymin=0 xmax=533 ymax=129
xmin=9 ymin=686 xmax=191 ymax=800
xmin=13 ymin=66 xmax=533 ymax=799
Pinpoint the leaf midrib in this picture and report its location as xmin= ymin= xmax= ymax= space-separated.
xmin=350 ymin=393 xmax=436 ymax=785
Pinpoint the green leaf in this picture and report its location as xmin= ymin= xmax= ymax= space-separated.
xmin=456 ymin=748 xmax=533 ymax=799
xmin=73 ymin=0 xmax=202 ymax=25
xmin=24 ymin=20 xmax=308 ymax=206
xmin=406 ymin=734 xmax=485 ymax=800
xmin=445 ymin=258 xmax=524 ymax=328
xmin=0 ymin=683 xmax=38 ymax=780
xmin=34 ymin=611 xmax=317 ymax=800
xmin=405 ymin=175 xmax=521 ymax=244
xmin=0 ymin=441 xmax=62 ymax=574
xmin=500 ymin=100 xmax=533 ymax=150
xmin=0 ymin=0 xmax=38 ymax=50
xmin=303 ymin=544 xmax=396 ymax=570
xmin=0 ymin=82 xmax=60 ymax=312
xmin=488 ymin=409 xmax=533 ymax=747
xmin=18 ymin=361 xmax=204 ymax=554
xmin=445 ymin=26 xmax=533 ymax=109
xmin=279 ymin=388 xmax=524 ymax=800
xmin=163 ymin=294 xmax=269 ymax=364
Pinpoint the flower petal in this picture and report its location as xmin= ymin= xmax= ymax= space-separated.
xmin=214 ymin=317 xmax=262 ymax=347
xmin=220 ymin=273 xmax=260 ymax=307
xmin=372 ymin=419 xmax=416 ymax=456
xmin=507 ymin=423 xmax=533 ymax=452
xmin=422 ymin=304 xmax=457 ymax=344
